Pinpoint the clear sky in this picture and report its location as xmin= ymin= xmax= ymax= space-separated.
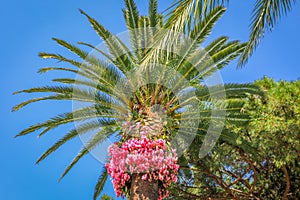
xmin=1 ymin=0 xmax=299 ymax=200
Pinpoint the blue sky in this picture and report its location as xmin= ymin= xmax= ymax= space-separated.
xmin=1 ymin=0 xmax=299 ymax=200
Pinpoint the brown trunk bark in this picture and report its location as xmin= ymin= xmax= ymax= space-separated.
xmin=282 ymin=165 xmax=290 ymax=200
xmin=130 ymin=173 xmax=158 ymax=200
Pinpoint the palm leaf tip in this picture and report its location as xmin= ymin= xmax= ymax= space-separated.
xmin=79 ymin=9 xmax=90 ymax=19
xmin=39 ymin=52 xmax=56 ymax=59
xmin=14 ymin=125 xmax=42 ymax=138
xmin=12 ymin=99 xmax=26 ymax=111
xmin=12 ymin=104 xmax=21 ymax=112
xmin=79 ymin=8 xmax=85 ymax=14
xmin=12 ymin=89 xmax=23 ymax=95
xmin=37 ymin=68 xmax=46 ymax=74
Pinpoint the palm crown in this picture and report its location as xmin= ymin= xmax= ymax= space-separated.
xmin=13 ymin=0 xmax=261 ymax=199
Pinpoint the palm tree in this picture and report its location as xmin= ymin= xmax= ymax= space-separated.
xmin=166 ymin=0 xmax=297 ymax=66
xmin=13 ymin=0 xmax=261 ymax=199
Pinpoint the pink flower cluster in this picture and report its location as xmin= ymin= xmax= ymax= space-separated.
xmin=105 ymin=138 xmax=179 ymax=199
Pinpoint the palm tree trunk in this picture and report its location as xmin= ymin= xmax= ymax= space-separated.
xmin=130 ymin=173 xmax=158 ymax=200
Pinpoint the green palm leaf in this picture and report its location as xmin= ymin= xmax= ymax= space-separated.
xmin=239 ymin=0 xmax=297 ymax=66
xmin=36 ymin=120 xmax=111 ymax=164
xmin=79 ymin=9 xmax=133 ymax=73
xmin=94 ymin=168 xmax=109 ymax=200
xmin=167 ymin=0 xmax=297 ymax=67
xmin=59 ymin=127 xmax=114 ymax=181
xmin=149 ymin=0 xmax=159 ymax=28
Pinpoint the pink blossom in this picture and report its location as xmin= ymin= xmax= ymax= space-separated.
xmin=105 ymin=137 xmax=179 ymax=199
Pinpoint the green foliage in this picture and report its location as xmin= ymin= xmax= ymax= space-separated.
xmin=94 ymin=168 xmax=109 ymax=200
xmin=100 ymin=194 xmax=114 ymax=200
xmin=170 ymin=77 xmax=300 ymax=199
xmin=247 ymin=77 xmax=300 ymax=167
xmin=245 ymin=77 xmax=300 ymax=198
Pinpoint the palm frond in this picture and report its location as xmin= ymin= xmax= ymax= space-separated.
xmin=164 ymin=0 xmax=193 ymax=33
xmin=12 ymin=95 xmax=67 ymax=112
xmin=190 ymin=42 xmax=246 ymax=81
xmin=204 ymin=36 xmax=228 ymax=54
xmin=238 ymin=0 xmax=297 ymax=66
xmin=195 ymin=83 xmax=262 ymax=101
xmin=39 ymin=53 xmax=100 ymax=81
xmin=52 ymin=78 xmax=96 ymax=88
xmin=59 ymin=128 xmax=113 ymax=181
xmin=51 ymin=78 xmax=117 ymax=98
xmin=14 ymin=85 xmax=128 ymax=112
xmin=77 ymin=42 xmax=119 ymax=65
xmin=189 ymin=6 xmax=226 ymax=43
xmin=36 ymin=120 xmax=109 ymax=164
xmin=80 ymin=9 xmax=133 ymax=73
xmin=149 ymin=0 xmax=159 ymax=28
xmin=123 ymin=0 xmax=142 ymax=60
xmin=40 ymin=51 xmax=122 ymax=90
xmin=165 ymin=0 xmax=229 ymax=33
xmin=138 ymin=16 xmax=151 ymax=53
xmin=182 ymin=125 xmax=255 ymax=156
xmin=93 ymin=167 xmax=109 ymax=200
xmin=14 ymin=105 xmax=118 ymax=138
xmin=210 ymin=42 xmax=246 ymax=69
xmin=13 ymin=86 xmax=93 ymax=105
xmin=124 ymin=0 xmax=139 ymax=30
xmin=38 ymin=67 xmax=78 ymax=74
xmin=223 ymin=83 xmax=264 ymax=98
xmin=52 ymin=38 xmax=113 ymax=72
xmin=52 ymin=38 xmax=88 ymax=60
xmin=173 ymin=6 xmax=226 ymax=80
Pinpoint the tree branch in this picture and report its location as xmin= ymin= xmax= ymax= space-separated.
xmin=282 ymin=164 xmax=290 ymax=200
